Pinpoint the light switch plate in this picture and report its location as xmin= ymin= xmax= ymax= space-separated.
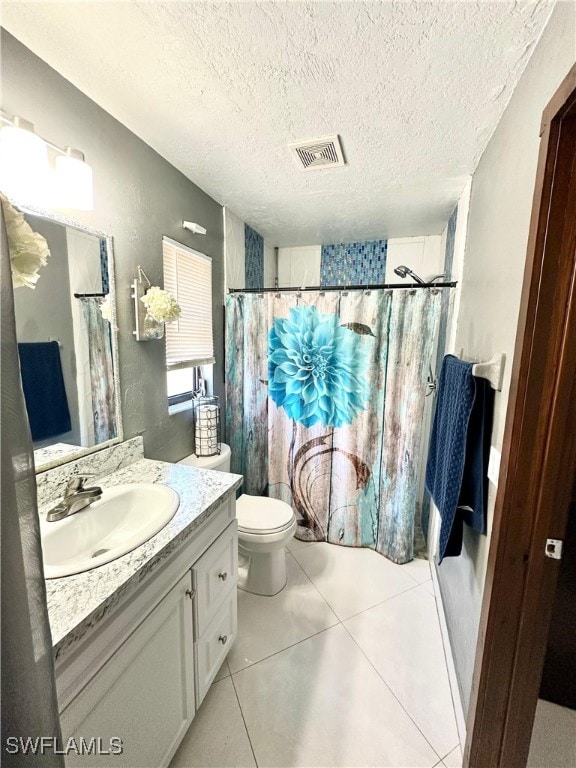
xmin=488 ymin=446 xmax=501 ymax=486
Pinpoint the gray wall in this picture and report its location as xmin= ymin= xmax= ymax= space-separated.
xmin=436 ymin=1 xmax=575 ymax=712
xmin=13 ymin=215 xmax=81 ymax=446
xmin=1 ymin=30 xmax=225 ymax=462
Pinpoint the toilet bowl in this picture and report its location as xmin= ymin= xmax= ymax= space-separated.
xmin=178 ymin=444 xmax=296 ymax=596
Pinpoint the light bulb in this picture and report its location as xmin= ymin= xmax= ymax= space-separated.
xmin=54 ymin=148 xmax=93 ymax=211
xmin=0 ymin=117 xmax=50 ymax=206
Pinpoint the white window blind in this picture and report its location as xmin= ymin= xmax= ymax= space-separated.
xmin=163 ymin=237 xmax=215 ymax=369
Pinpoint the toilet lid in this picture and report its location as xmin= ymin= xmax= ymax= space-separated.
xmin=236 ymin=494 xmax=295 ymax=535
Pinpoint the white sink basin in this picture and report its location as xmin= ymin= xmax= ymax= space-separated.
xmin=42 ymin=484 xmax=180 ymax=579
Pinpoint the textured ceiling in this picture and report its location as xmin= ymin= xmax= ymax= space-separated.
xmin=2 ymin=1 xmax=555 ymax=245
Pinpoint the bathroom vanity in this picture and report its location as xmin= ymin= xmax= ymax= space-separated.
xmin=43 ymin=457 xmax=242 ymax=768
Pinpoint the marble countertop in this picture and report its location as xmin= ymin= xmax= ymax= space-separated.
xmin=43 ymin=458 xmax=242 ymax=662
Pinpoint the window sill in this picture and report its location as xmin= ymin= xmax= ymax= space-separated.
xmin=168 ymin=400 xmax=193 ymax=416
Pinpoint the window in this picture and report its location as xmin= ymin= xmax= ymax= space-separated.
xmin=163 ymin=237 xmax=214 ymax=406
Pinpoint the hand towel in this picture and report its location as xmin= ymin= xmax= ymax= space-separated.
xmin=426 ymin=354 xmax=493 ymax=562
xmin=17 ymin=341 xmax=71 ymax=441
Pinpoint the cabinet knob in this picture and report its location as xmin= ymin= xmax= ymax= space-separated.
xmin=218 ymin=634 xmax=228 ymax=645
xmin=218 ymin=572 xmax=228 ymax=581
xmin=185 ymin=589 xmax=195 ymax=600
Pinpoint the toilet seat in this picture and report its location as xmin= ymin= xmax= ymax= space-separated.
xmin=236 ymin=494 xmax=295 ymax=536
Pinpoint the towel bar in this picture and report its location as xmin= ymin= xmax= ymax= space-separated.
xmin=472 ymin=353 xmax=505 ymax=391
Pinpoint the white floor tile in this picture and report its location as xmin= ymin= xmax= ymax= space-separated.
xmin=233 ymin=624 xmax=439 ymax=767
xmin=286 ymin=535 xmax=316 ymax=553
xmin=401 ymin=556 xmax=432 ymax=583
xmin=344 ymin=582 xmax=459 ymax=758
xmin=293 ymin=542 xmax=419 ymax=620
xmin=169 ymin=677 xmax=255 ymax=768
xmin=528 ymin=699 xmax=576 ymax=767
xmin=442 ymin=744 xmax=462 ymax=767
xmin=227 ymin=552 xmax=339 ymax=674
xmin=213 ymin=657 xmax=230 ymax=683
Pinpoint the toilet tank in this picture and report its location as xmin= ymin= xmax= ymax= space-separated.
xmin=178 ymin=443 xmax=231 ymax=472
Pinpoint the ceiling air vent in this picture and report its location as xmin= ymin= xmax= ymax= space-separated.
xmin=289 ymin=135 xmax=346 ymax=171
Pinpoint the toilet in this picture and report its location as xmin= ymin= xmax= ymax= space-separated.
xmin=178 ymin=444 xmax=296 ymax=596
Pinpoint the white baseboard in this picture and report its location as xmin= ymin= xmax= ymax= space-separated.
xmin=431 ymin=559 xmax=467 ymax=746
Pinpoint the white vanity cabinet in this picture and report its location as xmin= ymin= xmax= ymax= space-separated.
xmin=55 ymin=495 xmax=238 ymax=768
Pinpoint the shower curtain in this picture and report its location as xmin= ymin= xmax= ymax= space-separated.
xmin=80 ymin=297 xmax=117 ymax=443
xmin=225 ymin=288 xmax=441 ymax=564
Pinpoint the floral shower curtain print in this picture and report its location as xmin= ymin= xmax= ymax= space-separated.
xmin=225 ymin=288 xmax=441 ymax=564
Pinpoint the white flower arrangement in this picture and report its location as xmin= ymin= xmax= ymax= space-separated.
xmin=1 ymin=193 xmax=51 ymax=289
xmin=140 ymin=285 xmax=181 ymax=324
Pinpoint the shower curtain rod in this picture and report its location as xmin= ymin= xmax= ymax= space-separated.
xmin=228 ymin=281 xmax=457 ymax=294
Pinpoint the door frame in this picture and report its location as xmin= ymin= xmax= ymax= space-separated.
xmin=464 ymin=64 xmax=576 ymax=767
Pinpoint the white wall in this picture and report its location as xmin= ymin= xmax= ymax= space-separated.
xmin=277 ymin=245 xmax=322 ymax=287
xmin=434 ymin=1 xmax=575 ymax=713
xmin=223 ymin=207 xmax=245 ymax=291
xmin=385 ymin=236 xmax=444 ymax=283
xmin=263 ymin=241 xmax=276 ymax=288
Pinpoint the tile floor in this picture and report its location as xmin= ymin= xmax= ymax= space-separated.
xmin=527 ymin=699 xmax=576 ymax=767
xmin=171 ymin=540 xmax=461 ymax=768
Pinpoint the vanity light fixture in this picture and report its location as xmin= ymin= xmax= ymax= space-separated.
xmin=183 ymin=221 xmax=207 ymax=235
xmin=0 ymin=111 xmax=94 ymax=211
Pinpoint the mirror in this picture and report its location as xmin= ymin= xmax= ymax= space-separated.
xmin=9 ymin=205 xmax=122 ymax=471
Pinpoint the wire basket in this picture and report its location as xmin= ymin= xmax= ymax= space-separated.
xmin=192 ymin=396 xmax=221 ymax=457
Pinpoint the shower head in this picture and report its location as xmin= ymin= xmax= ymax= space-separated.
xmin=393 ymin=265 xmax=427 ymax=284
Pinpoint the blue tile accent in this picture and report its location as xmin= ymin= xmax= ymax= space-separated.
xmin=99 ymin=238 xmax=109 ymax=294
xmin=320 ymin=240 xmax=387 ymax=286
xmin=245 ymin=224 xmax=264 ymax=289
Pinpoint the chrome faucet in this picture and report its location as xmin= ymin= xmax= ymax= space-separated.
xmin=46 ymin=473 xmax=103 ymax=522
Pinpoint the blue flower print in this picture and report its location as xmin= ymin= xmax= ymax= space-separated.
xmin=268 ymin=306 xmax=369 ymax=428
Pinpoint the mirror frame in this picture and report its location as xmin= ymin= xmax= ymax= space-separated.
xmin=8 ymin=199 xmax=123 ymax=473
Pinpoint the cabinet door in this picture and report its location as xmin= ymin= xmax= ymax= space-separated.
xmin=60 ymin=572 xmax=195 ymax=768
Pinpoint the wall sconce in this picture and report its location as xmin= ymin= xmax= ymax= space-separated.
xmin=0 ymin=112 xmax=94 ymax=211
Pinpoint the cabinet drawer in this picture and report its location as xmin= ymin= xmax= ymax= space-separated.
xmin=194 ymin=590 xmax=237 ymax=706
xmin=193 ymin=520 xmax=237 ymax=637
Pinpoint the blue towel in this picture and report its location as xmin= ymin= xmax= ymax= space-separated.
xmin=458 ymin=376 xmax=494 ymax=535
xmin=18 ymin=341 xmax=71 ymax=441
xmin=426 ymin=354 xmax=493 ymax=562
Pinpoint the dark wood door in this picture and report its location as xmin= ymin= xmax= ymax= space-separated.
xmin=539 ymin=475 xmax=576 ymax=710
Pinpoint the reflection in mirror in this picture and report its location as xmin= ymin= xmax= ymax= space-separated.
xmin=10 ymin=207 xmax=122 ymax=470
